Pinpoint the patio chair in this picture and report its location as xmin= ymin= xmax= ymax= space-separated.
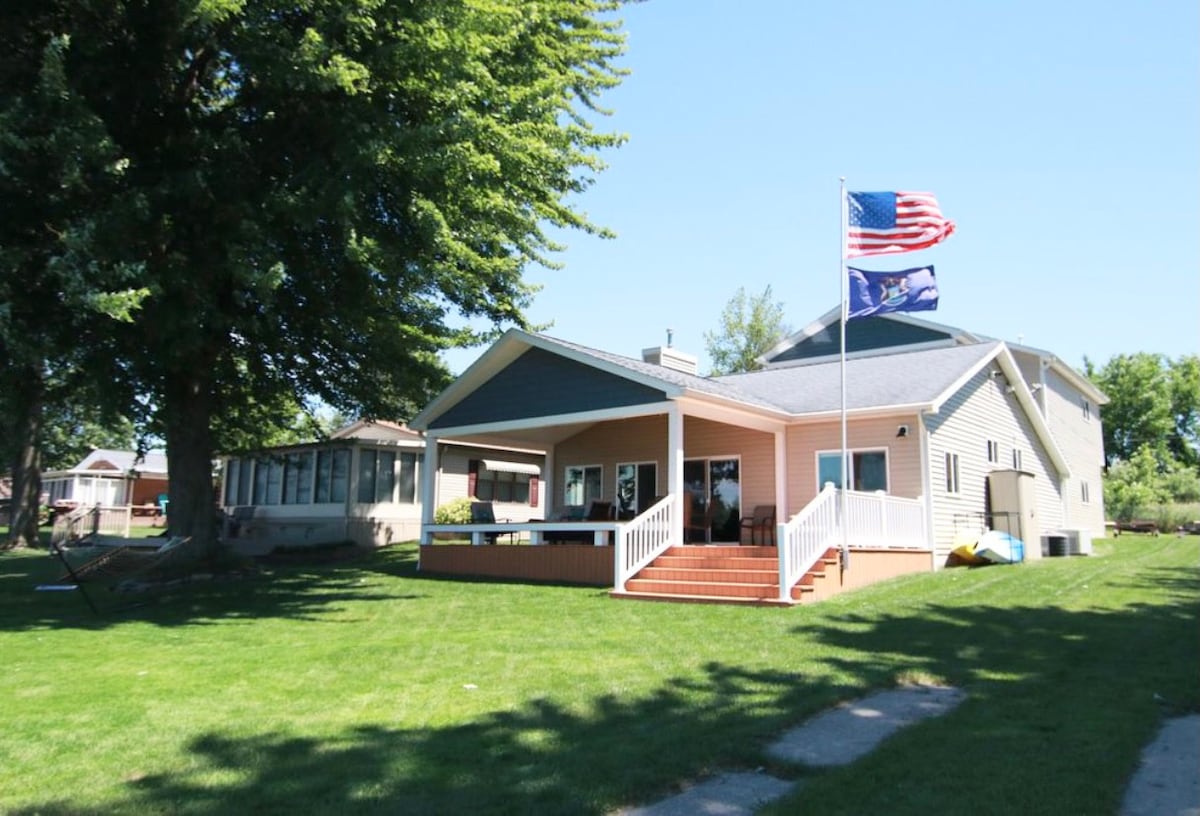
xmin=470 ymin=501 xmax=511 ymax=544
xmin=585 ymin=501 xmax=614 ymax=521
xmin=739 ymin=505 xmax=776 ymax=546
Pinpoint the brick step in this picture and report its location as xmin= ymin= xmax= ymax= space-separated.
xmin=638 ymin=566 xmax=779 ymax=583
xmin=664 ymin=545 xmax=777 ymax=558
xmin=624 ymin=577 xmax=785 ymax=599
xmin=610 ymin=590 xmax=797 ymax=607
xmin=653 ymin=556 xmax=781 ymax=571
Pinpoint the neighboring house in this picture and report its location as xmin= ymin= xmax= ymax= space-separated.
xmin=41 ymin=449 xmax=169 ymax=510
xmin=217 ymin=420 xmax=545 ymax=550
xmin=409 ymin=308 xmax=1107 ymax=597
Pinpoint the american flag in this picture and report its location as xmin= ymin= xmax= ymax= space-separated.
xmin=846 ymin=191 xmax=955 ymax=257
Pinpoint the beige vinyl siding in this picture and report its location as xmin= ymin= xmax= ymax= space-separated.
xmin=438 ymin=447 xmax=546 ymax=522
xmin=784 ymin=413 xmax=924 ymax=516
xmin=926 ymin=368 xmax=1064 ymax=565
xmin=552 ymin=413 xmax=777 ymax=515
xmin=682 ymin=417 xmax=776 ymax=513
xmin=555 ymin=415 xmax=667 ymax=512
xmin=1042 ymin=367 xmax=1107 ymax=536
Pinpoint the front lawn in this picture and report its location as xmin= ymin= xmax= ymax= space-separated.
xmin=1 ymin=536 xmax=1196 ymax=815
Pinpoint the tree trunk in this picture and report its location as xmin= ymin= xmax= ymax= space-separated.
xmin=7 ymin=370 xmax=44 ymax=548
xmin=163 ymin=370 xmax=218 ymax=554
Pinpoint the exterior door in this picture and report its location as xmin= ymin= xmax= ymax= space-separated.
xmin=684 ymin=458 xmax=741 ymax=543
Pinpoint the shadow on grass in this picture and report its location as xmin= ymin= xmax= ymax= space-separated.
xmin=9 ymin=660 xmax=837 ymax=816
xmin=0 ymin=545 xmax=426 ymax=632
xmin=6 ymin=549 xmax=1198 ymax=815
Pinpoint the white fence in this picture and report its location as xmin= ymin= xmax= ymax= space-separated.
xmin=843 ymin=490 xmax=927 ymax=549
xmin=778 ymin=483 xmax=841 ymax=601
xmin=778 ymin=486 xmax=928 ymax=601
xmin=614 ymin=495 xmax=677 ymax=591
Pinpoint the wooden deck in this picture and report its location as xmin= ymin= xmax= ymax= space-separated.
xmin=418 ymin=542 xmax=933 ymax=603
xmin=419 ymin=543 xmax=614 ymax=585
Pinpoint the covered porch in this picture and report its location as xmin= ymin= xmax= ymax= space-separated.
xmin=409 ymin=331 xmax=933 ymax=604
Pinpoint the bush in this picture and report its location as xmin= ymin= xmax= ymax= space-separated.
xmin=434 ymin=497 xmax=473 ymax=525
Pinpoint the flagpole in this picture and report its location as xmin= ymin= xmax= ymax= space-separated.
xmin=839 ymin=178 xmax=849 ymax=571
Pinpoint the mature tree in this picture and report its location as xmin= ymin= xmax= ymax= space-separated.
xmin=3 ymin=1 xmax=629 ymax=549
xmin=0 ymin=27 xmax=146 ymax=547
xmin=704 ymin=286 xmax=790 ymax=375
xmin=1103 ymin=445 xmax=1167 ymax=522
xmin=1167 ymin=355 xmax=1200 ymax=468
xmin=1087 ymin=352 xmax=1200 ymax=471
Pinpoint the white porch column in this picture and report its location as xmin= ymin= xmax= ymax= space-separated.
xmin=774 ymin=428 xmax=788 ymax=521
xmin=667 ymin=405 xmax=684 ymax=544
xmin=419 ymin=434 xmax=440 ymax=545
xmin=543 ymin=447 xmax=555 ymax=518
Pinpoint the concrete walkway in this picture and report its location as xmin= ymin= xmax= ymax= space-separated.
xmin=617 ymin=685 xmax=964 ymax=816
xmin=1120 ymin=714 xmax=1200 ymax=816
xmin=617 ymin=689 xmax=1199 ymax=816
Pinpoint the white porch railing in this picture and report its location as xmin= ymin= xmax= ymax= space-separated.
xmin=50 ymin=504 xmax=133 ymax=546
xmin=778 ymin=486 xmax=928 ymax=602
xmin=614 ymin=494 xmax=677 ymax=592
xmin=843 ymin=490 xmax=927 ymax=549
xmin=778 ymin=483 xmax=841 ymax=602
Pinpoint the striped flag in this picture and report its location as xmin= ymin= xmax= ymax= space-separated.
xmin=846 ymin=191 xmax=955 ymax=257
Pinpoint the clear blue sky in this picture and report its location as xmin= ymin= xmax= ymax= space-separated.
xmin=442 ymin=0 xmax=1199 ymax=377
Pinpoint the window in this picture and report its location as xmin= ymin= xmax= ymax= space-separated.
xmin=282 ymin=452 xmax=314 ymax=504
xmin=224 ymin=459 xmax=239 ymax=506
xmin=564 ymin=465 xmax=602 ymax=507
xmin=1012 ymin=448 xmax=1023 ymax=470
xmin=987 ymin=440 xmax=1000 ymax=464
xmin=1082 ymin=398 xmax=1092 ymax=421
xmin=396 ymin=452 xmax=417 ymax=504
xmin=357 ymin=449 xmax=396 ymax=504
xmin=945 ymin=452 xmax=960 ymax=494
xmin=471 ymin=459 xmax=538 ymax=505
xmin=1081 ymin=481 xmax=1090 ymax=504
xmin=252 ymin=457 xmax=283 ymax=505
xmin=616 ymin=462 xmax=658 ymax=518
xmin=816 ymin=450 xmax=888 ymax=492
xmin=315 ymin=448 xmax=350 ymax=504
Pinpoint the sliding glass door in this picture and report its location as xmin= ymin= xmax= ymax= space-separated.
xmin=683 ymin=458 xmax=741 ymax=543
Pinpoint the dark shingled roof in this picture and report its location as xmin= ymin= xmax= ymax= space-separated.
xmin=535 ymin=333 xmax=1002 ymax=416
xmin=717 ymin=342 xmax=1002 ymax=413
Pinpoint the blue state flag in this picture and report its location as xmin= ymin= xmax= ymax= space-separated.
xmin=847 ymin=265 xmax=938 ymax=320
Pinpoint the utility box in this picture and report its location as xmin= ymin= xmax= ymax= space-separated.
xmin=988 ymin=470 xmax=1040 ymax=560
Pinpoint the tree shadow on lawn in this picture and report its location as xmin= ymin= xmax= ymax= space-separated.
xmin=762 ymin=561 xmax=1200 ymax=816
xmin=10 ymin=562 xmax=1199 ymax=816
xmin=8 ymin=660 xmax=841 ymax=816
xmin=0 ymin=546 xmax=427 ymax=632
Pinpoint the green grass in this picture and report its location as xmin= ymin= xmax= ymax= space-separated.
xmin=1 ymin=536 xmax=1196 ymax=815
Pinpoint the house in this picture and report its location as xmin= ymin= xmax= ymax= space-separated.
xmin=409 ymin=308 xmax=1107 ymax=603
xmin=41 ymin=449 xmax=169 ymax=512
xmin=217 ymin=420 xmax=545 ymax=551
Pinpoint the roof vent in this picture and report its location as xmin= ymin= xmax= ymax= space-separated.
xmin=642 ymin=345 xmax=698 ymax=376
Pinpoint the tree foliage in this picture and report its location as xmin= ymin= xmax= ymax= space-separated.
xmin=1087 ymin=352 xmax=1200 ymax=471
xmin=0 ymin=26 xmax=148 ymax=545
xmin=2 ymin=1 xmax=630 ymax=547
xmin=704 ymin=286 xmax=790 ymax=375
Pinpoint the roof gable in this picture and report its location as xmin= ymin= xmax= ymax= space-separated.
xmin=426 ymin=345 xmax=669 ymax=430
xmin=765 ymin=312 xmax=960 ymax=364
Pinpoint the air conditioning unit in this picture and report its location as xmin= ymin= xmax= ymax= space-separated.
xmin=1062 ymin=528 xmax=1093 ymax=556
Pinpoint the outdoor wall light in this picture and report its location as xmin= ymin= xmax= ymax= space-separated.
xmin=896 ymin=425 xmax=909 ymax=438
